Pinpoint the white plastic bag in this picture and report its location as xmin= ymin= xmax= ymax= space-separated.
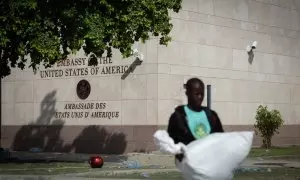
xmin=153 ymin=130 xmax=186 ymax=154
xmin=153 ymin=130 xmax=254 ymax=180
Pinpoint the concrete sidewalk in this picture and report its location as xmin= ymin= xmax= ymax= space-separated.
xmin=0 ymin=175 xmax=140 ymax=180
xmin=7 ymin=151 xmax=300 ymax=168
xmin=1 ymin=159 xmax=300 ymax=180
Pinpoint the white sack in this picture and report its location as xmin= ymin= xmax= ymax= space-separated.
xmin=153 ymin=130 xmax=186 ymax=154
xmin=153 ymin=130 xmax=254 ymax=180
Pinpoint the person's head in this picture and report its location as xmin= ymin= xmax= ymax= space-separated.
xmin=184 ymin=78 xmax=205 ymax=110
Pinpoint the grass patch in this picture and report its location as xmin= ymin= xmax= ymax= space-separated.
xmin=81 ymin=168 xmax=300 ymax=180
xmin=0 ymin=162 xmax=91 ymax=175
xmin=248 ymin=146 xmax=300 ymax=157
xmin=234 ymin=167 xmax=300 ymax=180
xmin=83 ymin=171 xmax=182 ymax=180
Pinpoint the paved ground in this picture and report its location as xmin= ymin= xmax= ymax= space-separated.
xmin=1 ymin=166 xmax=300 ymax=180
xmin=5 ymin=151 xmax=300 ymax=168
xmin=0 ymin=151 xmax=299 ymax=179
xmin=0 ymin=175 xmax=136 ymax=180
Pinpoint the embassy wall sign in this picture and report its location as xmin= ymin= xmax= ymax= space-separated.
xmin=39 ymin=57 xmax=129 ymax=78
xmin=35 ymin=57 xmax=123 ymax=121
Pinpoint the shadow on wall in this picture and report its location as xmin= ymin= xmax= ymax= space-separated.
xmin=248 ymin=50 xmax=254 ymax=64
xmin=121 ymin=58 xmax=142 ymax=80
xmin=72 ymin=125 xmax=127 ymax=154
xmin=12 ymin=90 xmax=127 ymax=154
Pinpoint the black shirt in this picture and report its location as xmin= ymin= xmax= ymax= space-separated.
xmin=167 ymin=105 xmax=224 ymax=161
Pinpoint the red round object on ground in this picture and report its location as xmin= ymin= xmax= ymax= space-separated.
xmin=89 ymin=156 xmax=104 ymax=168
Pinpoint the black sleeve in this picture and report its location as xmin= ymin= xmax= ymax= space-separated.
xmin=167 ymin=112 xmax=180 ymax=143
xmin=167 ymin=112 xmax=187 ymax=144
xmin=211 ymin=110 xmax=224 ymax=133
xmin=167 ymin=112 xmax=185 ymax=161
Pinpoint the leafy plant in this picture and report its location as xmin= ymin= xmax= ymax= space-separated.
xmin=254 ymin=105 xmax=284 ymax=148
xmin=0 ymin=0 xmax=182 ymax=78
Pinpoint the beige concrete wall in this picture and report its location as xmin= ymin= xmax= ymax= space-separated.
xmin=157 ymin=0 xmax=300 ymax=126
xmin=1 ymin=0 xmax=300 ymax=128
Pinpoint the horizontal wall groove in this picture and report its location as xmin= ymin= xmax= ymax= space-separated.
xmin=171 ymin=16 xmax=299 ymax=40
xmin=167 ymin=39 xmax=300 ymax=59
xmin=251 ymin=0 xmax=300 ymax=12
xmin=158 ymin=61 xmax=300 ymax=78
xmin=158 ymin=72 xmax=300 ymax=85
xmin=177 ymin=6 xmax=300 ymax=32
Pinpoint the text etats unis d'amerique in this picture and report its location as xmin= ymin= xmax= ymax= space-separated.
xmin=55 ymin=102 xmax=119 ymax=120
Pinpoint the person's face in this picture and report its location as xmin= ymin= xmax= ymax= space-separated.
xmin=186 ymin=83 xmax=204 ymax=109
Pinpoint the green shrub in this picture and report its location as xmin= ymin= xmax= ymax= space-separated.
xmin=254 ymin=105 xmax=284 ymax=148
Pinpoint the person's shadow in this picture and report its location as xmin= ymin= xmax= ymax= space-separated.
xmin=71 ymin=126 xmax=127 ymax=154
xmin=12 ymin=91 xmax=67 ymax=152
